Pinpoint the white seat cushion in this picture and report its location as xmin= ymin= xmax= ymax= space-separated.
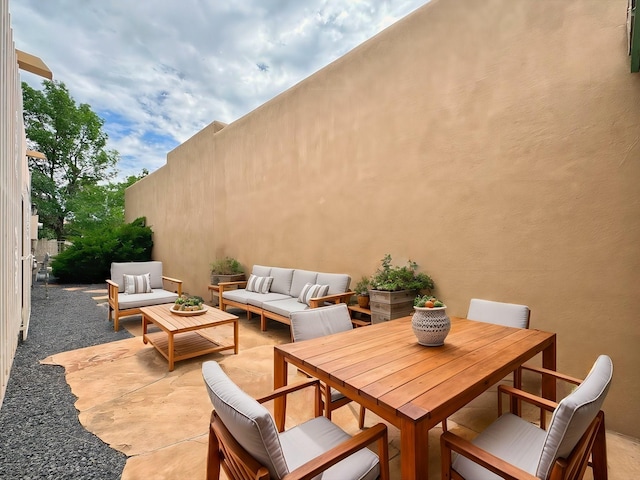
xmin=117 ymin=289 xmax=178 ymax=310
xmin=262 ymin=298 xmax=310 ymax=318
xmin=280 ymin=416 xmax=379 ymax=480
xmin=452 ymin=413 xmax=546 ymax=480
xmin=290 ymin=304 xmax=353 ymax=342
xmin=222 ymin=289 xmax=290 ymax=307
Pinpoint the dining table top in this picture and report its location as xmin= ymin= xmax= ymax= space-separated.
xmin=274 ymin=315 xmax=557 ymax=428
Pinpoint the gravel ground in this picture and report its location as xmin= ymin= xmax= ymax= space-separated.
xmin=0 ymin=283 xmax=132 ymax=479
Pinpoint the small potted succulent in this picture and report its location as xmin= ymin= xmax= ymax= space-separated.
xmin=353 ymin=276 xmax=371 ymax=308
xmin=210 ymin=257 xmax=245 ymax=285
xmin=174 ymin=294 xmax=205 ymax=312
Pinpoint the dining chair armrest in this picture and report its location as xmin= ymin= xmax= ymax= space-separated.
xmin=441 ymin=431 xmax=540 ymax=480
xmin=282 ymin=422 xmax=389 ymax=480
xmin=256 ymin=378 xmax=320 ymax=403
xmin=308 ymin=291 xmax=355 ymax=308
xmin=520 ymin=364 xmax=583 ymax=386
xmin=161 ymin=276 xmax=183 ymax=295
xmin=498 ymin=385 xmax=558 ymax=416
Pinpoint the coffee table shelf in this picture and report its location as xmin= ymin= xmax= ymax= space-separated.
xmin=141 ymin=304 xmax=238 ymax=371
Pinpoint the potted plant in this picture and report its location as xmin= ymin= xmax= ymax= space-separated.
xmin=412 ymin=295 xmax=450 ymax=346
xmin=353 ymin=276 xmax=371 ymax=308
xmin=368 ymin=254 xmax=434 ymax=323
xmin=209 ymin=257 xmax=245 ymax=285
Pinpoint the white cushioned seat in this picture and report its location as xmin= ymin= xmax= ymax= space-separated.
xmin=117 ymin=289 xmax=179 ymax=310
xmin=202 ymin=361 xmax=380 ymax=480
xmin=111 ymin=261 xmax=165 ymax=291
xmin=221 ymin=289 xmax=290 ymax=307
xmin=317 ymin=272 xmax=351 ymax=295
xmin=289 ymin=269 xmax=320 ymax=298
xmin=262 ymin=298 xmax=310 ymax=318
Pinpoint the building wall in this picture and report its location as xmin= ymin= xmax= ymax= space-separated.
xmin=126 ymin=0 xmax=640 ymax=437
xmin=0 ymin=3 xmax=31 ymax=407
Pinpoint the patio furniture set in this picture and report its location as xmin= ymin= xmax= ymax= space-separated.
xmin=106 ymin=261 xmax=613 ymax=480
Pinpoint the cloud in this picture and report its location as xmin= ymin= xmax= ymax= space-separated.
xmin=10 ymin=0 xmax=426 ymax=179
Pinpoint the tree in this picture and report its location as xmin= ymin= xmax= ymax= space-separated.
xmin=23 ymin=80 xmax=119 ymax=240
xmin=65 ymin=170 xmax=148 ymax=238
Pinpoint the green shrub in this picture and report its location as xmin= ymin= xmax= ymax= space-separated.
xmin=51 ymin=217 xmax=153 ymax=283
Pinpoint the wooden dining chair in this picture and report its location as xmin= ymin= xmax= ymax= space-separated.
xmin=202 ymin=360 xmax=389 ymax=480
xmin=441 ymin=355 xmax=612 ymax=480
xmin=290 ymin=303 xmax=368 ymax=429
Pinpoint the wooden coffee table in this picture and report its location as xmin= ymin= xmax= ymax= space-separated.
xmin=141 ymin=304 xmax=238 ymax=371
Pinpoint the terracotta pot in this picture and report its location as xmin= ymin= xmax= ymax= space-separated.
xmin=357 ymin=294 xmax=370 ymax=308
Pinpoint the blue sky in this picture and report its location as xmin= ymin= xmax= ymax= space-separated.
xmin=10 ymin=1 xmax=427 ymax=180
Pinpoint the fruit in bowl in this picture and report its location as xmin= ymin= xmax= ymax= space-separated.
xmin=414 ymin=295 xmax=445 ymax=308
xmin=174 ymin=295 xmax=205 ymax=311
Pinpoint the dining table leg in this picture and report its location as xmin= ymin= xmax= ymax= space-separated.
xmin=273 ymin=348 xmax=288 ymax=432
xmin=400 ymin=417 xmax=429 ymax=480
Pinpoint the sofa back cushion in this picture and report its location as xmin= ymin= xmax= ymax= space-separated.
xmin=269 ymin=267 xmax=295 ymax=295
xmin=317 ymin=273 xmax=351 ymax=295
xmin=252 ymin=265 xmax=272 ymax=277
xmin=290 ymin=270 xmax=319 ymax=298
xmin=111 ymin=261 xmax=164 ymax=292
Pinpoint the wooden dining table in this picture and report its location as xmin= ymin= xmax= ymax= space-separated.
xmin=273 ymin=315 xmax=556 ymax=480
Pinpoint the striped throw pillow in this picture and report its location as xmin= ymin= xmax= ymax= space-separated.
xmin=298 ymin=283 xmax=330 ymax=306
xmin=123 ymin=273 xmax=152 ymax=294
xmin=246 ymin=274 xmax=273 ymax=294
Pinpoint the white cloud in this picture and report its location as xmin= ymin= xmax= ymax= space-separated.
xmin=10 ymin=0 xmax=426 ymax=179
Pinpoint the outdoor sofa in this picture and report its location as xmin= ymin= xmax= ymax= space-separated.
xmin=107 ymin=261 xmax=182 ymax=332
xmin=218 ymin=265 xmax=353 ymax=332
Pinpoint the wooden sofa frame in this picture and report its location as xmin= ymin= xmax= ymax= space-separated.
xmin=218 ymin=280 xmax=353 ymax=332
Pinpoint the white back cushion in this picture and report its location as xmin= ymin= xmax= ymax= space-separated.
xmin=467 ymin=298 xmax=530 ymax=329
xmin=317 ymin=272 xmax=351 ymax=295
xmin=536 ymin=355 xmax=613 ymax=479
xmin=202 ymin=361 xmax=289 ymax=479
xmin=111 ymin=261 xmax=164 ymax=292
xmin=290 ymin=303 xmax=353 ymax=342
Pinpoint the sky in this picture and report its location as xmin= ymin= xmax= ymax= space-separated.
xmin=10 ymin=0 xmax=426 ymax=180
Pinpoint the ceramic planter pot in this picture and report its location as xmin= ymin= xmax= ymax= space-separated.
xmin=412 ymin=305 xmax=450 ymax=346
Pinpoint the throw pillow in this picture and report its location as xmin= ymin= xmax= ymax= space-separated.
xmin=123 ymin=273 xmax=152 ymax=294
xmin=246 ymin=274 xmax=273 ymax=294
xmin=298 ymin=283 xmax=330 ymax=306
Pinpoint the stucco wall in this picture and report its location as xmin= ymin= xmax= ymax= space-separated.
xmin=126 ymin=0 xmax=640 ymax=437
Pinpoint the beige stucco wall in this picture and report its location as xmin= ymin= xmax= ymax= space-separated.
xmin=126 ymin=0 xmax=640 ymax=438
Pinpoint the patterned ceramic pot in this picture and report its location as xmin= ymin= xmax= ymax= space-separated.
xmin=412 ymin=306 xmax=450 ymax=346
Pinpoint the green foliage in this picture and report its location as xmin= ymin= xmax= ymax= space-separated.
xmin=369 ymin=254 xmax=434 ymax=292
xmin=51 ymin=217 xmax=153 ymax=283
xmin=23 ymin=80 xmax=119 ymax=240
xmin=65 ymin=170 xmax=148 ymax=237
xmin=354 ymin=276 xmax=371 ymax=295
xmin=414 ymin=295 xmax=445 ymax=308
xmin=209 ymin=257 xmax=244 ymax=275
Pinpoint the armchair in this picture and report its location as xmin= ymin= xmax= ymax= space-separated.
xmin=441 ymin=355 xmax=613 ymax=480
xmin=202 ymin=360 xmax=389 ymax=480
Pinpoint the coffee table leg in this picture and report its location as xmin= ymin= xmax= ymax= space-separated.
xmin=142 ymin=314 xmax=148 ymax=344
xmin=233 ymin=319 xmax=238 ymax=354
xmin=168 ymin=332 xmax=175 ymax=371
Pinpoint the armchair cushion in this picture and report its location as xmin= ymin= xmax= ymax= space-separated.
xmin=123 ymin=273 xmax=152 ymax=294
xmin=280 ymin=416 xmax=379 ymax=480
xmin=117 ymin=289 xmax=179 ymax=310
xmin=203 ymin=361 xmax=288 ymax=479
xmin=467 ymin=299 xmax=530 ymax=329
xmin=452 ymin=413 xmax=546 ymax=479
xmin=111 ymin=261 xmax=165 ymax=292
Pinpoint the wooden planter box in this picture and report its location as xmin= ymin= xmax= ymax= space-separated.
xmin=368 ymin=289 xmax=417 ymax=324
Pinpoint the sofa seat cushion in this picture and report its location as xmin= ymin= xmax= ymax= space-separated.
xmin=452 ymin=413 xmax=546 ymax=480
xmin=262 ymin=298 xmax=310 ymax=318
xmin=223 ymin=289 xmax=290 ymax=306
xmin=118 ymin=289 xmax=179 ymax=310
xmin=280 ymin=416 xmax=379 ymax=480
